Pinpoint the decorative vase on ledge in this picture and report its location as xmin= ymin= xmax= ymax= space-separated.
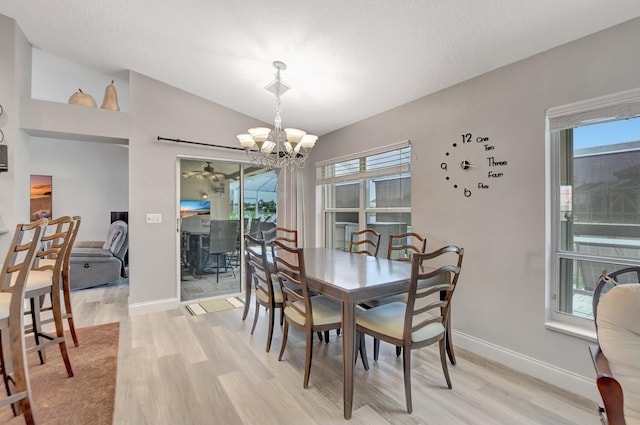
xmin=100 ymin=80 xmax=120 ymax=111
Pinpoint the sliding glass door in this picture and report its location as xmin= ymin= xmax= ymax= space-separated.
xmin=179 ymin=158 xmax=277 ymax=302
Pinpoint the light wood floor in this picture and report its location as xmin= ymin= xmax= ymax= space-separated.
xmin=70 ymin=280 xmax=601 ymax=425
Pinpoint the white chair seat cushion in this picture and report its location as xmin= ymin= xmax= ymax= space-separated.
xmin=10 ymin=270 xmax=53 ymax=292
xmin=356 ymin=302 xmax=444 ymax=343
xmin=597 ymin=283 xmax=640 ymax=424
xmin=285 ymin=296 xmax=342 ymax=327
xmin=256 ymin=286 xmax=284 ymax=304
xmin=0 ymin=292 xmax=11 ymax=322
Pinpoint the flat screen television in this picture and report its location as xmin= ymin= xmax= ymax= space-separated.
xmin=180 ymin=200 xmax=210 ymax=217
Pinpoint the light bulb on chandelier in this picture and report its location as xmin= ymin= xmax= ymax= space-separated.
xmin=237 ymin=61 xmax=318 ymax=169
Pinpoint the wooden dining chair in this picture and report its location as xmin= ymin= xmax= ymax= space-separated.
xmin=356 ymin=254 xmax=462 ymax=413
xmin=23 ymin=216 xmax=74 ymax=377
xmin=349 ymin=229 xmax=380 ymax=257
xmin=367 ymin=245 xmax=463 ymax=364
xmin=0 ymin=218 xmax=47 ymax=425
xmin=246 ymin=234 xmax=284 ymax=353
xmin=38 ymin=215 xmax=81 ymax=347
xmin=360 ymin=232 xmax=429 ymax=354
xmin=271 ymin=240 xmax=343 ymax=388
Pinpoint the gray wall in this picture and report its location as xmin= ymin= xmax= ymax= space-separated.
xmin=29 ymin=138 xmax=129 ymax=240
xmin=126 ymin=71 xmax=263 ymax=308
xmin=304 ymin=17 xmax=640 ymax=397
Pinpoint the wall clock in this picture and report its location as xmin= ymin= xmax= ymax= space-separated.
xmin=440 ymin=132 xmax=507 ymax=197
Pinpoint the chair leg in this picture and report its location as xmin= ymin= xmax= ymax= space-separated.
xmin=440 ymin=338 xmax=452 ymax=389
xmin=266 ymin=306 xmax=274 ymax=353
xmin=316 ymin=331 xmax=323 ymax=342
xmin=250 ymin=302 xmax=260 ymax=335
xmin=278 ymin=322 xmax=289 ymax=361
xmin=357 ymin=332 xmax=369 ymax=370
xmin=402 ymin=344 xmax=412 ymax=413
xmin=62 ymin=271 xmax=79 ymax=347
xmin=303 ymin=331 xmax=313 ymax=389
xmin=396 ymin=346 xmax=402 ymax=357
xmin=0 ymin=331 xmax=19 ymax=417
xmin=324 ymin=330 xmax=330 ymax=343
xmin=29 ymin=297 xmax=46 ymax=365
xmin=5 ymin=317 xmax=37 ymax=424
xmin=373 ymin=338 xmax=380 ymax=361
xmin=50 ymin=289 xmax=74 ymax=377
xmin=446 ymin=323 xmax=456 ymax=365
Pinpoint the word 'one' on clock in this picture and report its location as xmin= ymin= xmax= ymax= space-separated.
xmin=440 ymin=132 xmax=507 ymax=198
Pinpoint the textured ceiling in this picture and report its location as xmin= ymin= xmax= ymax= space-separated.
xmin=2 ymin=1 xmax=640 ymax=136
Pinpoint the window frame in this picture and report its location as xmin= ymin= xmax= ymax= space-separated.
xmin=546 ymin=87 xmax=640 ymax=337
xmin=316 ymin=141 xmax=411 ymax=252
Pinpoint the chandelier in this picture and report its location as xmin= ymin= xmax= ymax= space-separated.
xmin=237 ymin=61 xmax=318 ymax=169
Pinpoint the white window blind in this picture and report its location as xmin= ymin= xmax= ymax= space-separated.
xmin=547 ymin=87 xmax=640 ymax=131
xmin=316 ymin=141 xmax=411 ymax=185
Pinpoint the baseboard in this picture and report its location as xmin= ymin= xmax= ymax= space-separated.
xmin=128 ymin=297 xmax=180 ymax=316
xmin=453 ymin=330 xmax=598 ymax=401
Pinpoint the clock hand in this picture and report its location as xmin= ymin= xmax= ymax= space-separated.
xmin=460 ymin=160 xmax=476 ymax=170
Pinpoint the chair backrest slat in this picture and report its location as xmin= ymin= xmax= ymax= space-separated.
xmin=349 ymin=229 xmax=381 ymax=257
xmin=246 ymin=234 xmax=276 ymax=309
xmin=271 ymin=240 xmax=311 ymax=326
xmin=387 ymin=232 xmax=427 ymax=262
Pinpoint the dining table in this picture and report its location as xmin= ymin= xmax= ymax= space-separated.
xmin=269 ymin=247 xmax=417 ymax=419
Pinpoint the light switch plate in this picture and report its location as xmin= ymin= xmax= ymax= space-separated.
xmin=146 ymin=213 xmax=162 ymax=224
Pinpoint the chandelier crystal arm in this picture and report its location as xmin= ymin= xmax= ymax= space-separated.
xmin=236 ymin=60 xmax=318 ymax=169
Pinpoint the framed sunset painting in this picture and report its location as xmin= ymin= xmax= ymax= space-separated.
xmin=30 ymin=175 xmax=52 ymax=221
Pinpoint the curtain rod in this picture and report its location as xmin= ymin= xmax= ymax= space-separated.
xmin=157 ymin=136 xmax=245 ymax=151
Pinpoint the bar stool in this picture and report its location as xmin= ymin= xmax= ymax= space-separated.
xmin=23 ymin=216 xmax=74 ymax=376
xmin=0 ymin=218 xmax=47 ymax=424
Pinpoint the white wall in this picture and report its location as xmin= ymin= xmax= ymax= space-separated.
xmin=29 ymin=138 xmax=128 ymax=240
xmin=31 ymin=48 xmax=130 ymax=112
xmin=304 ymin=17 xmax=640 ymax=400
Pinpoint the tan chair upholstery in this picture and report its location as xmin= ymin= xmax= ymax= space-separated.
xmin=0 ymin=218 xmax=47 ymax=425
xmin=271 ymin=240 xmax=343 ymax=388
xmin=591 ymin=269 xmax=640 ymax=425
xmin=356 ymin=251 xmax=463 ymax=413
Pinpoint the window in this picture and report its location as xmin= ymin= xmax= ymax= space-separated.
xmin=547 ymin=89 xmax=640 ymax=330
xmin=316 ymin=142 xmax=411 ymax=255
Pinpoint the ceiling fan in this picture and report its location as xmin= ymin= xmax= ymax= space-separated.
xmin=181 ymin=162 xmax=227 ymax=181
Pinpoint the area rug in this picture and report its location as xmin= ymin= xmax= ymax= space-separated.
xmin=0 ymin=322 xmax=119 ymax=425
xmin=187 ymin=297 xmax=244 ymax=315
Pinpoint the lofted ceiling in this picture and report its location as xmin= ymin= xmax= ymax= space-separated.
xmin=2 ymin=1 xmax=640 ymax=136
